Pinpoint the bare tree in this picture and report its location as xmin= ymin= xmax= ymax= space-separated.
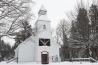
xmin=56 ymin=19 xmax=70 ymax=61
xmin=13 ymin=21 xmax=32 ymax=50
xmin=0 ymin=0 xmax=35 ymax=61
xmin=0 ymin=0 xmax=34 ymax=38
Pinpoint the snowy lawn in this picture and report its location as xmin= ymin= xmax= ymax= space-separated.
xmin=0 ymin=61 xmax=98 ymax=65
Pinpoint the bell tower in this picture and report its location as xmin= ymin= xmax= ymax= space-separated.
xmin=35 ymin=5 xmax=52 ymax=64
xmin=35 ymin=5 xmax=51 ymax=34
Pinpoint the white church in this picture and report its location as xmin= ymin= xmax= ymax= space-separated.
xmin=15 ymin=5 xmax=60 ymax=64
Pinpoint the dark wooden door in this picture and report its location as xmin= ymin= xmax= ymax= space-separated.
xmin=41 ymin=53 xmax=49 ymax=64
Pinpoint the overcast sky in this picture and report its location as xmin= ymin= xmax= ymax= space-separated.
xmin=32 ymin=0 xmax=92 ymax=29
xmin=32 ymin=0 xmax=76 ymax=29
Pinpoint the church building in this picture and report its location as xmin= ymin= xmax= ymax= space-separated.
xmin=15 ymin=5 xmax=60 ymax=64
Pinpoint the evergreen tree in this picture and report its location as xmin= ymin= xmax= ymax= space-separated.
xmin=77 ymin=8 xmax=90 ymax=42
xmin=0 ymin=39 xmax=13 ymax=61
xmin=70 ymin=20 xmax=80 ymax=41
xmin=89 ymin=4 xmax=98 ymax=43
xmin=89 ymin=4 xmax=98 ymax=60
xmin=70 ymin=7 xmax=90 ymax=42
xmin=70 ymin=7 xmax=90 ymax=58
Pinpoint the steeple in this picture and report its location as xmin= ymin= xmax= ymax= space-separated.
xmin=35 ymin=5 xmax=50 ymax=25
xmin=38 ymin=5 xmax=47 ymax=16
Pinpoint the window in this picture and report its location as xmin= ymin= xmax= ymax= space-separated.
xmin=43 ymin=25 xmax=46 ymax=29
xmin=39 ymin=38 xmax=50 ymax=46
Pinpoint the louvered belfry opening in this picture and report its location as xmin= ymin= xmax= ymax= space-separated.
xmin=39 ymin=38 xmax=50 ymax=46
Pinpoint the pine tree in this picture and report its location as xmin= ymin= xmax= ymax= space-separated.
xmin=77 ymin=8 xmax=90 ymax=42
xmin=89 ymin=4 xmax=98 ymax=43
xmin=89 ymin=4 xmax=98 ymax=60
xmin=70 ymin=7 xmax=90 ymax=42
xmin=70 ymin=20 xmax=80 ymax=41
xmin=70 ymin=7 xmax=90 ymax=58
xmin=0 ymin=39 xmax=13 ymax=61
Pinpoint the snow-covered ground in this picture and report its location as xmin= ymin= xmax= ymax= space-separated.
xmin=0 ymin=62 xmax=98 ymax=65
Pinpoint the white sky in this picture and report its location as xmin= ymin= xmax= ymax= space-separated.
xmin=32 ymin=0 xmax=77 ymax=29
xmin=32 ymin=0 xmax=92 ymax=29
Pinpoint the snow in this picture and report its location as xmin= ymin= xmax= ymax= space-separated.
xmin=0 ymin=61 xmax=98 ymax=65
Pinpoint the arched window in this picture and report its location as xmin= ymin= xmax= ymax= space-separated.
xmin=43 ymin=25 xmax=46 ymax=29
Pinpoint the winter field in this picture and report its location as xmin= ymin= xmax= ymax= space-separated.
xmin=0 ymin=62 xmax=98 ymax=65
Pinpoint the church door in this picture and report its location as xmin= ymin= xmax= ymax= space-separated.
xmin=41 ymin=51 xmax=49 ymax=64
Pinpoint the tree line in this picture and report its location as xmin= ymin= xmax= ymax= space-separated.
xmin=57 ymin=0 xmax=98 ymax=61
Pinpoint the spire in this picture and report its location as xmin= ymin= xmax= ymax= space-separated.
xmin=40 ymin=5 xmax=47 ymax=11
xmin=35 ymin=5 xmax=50 ymax=25
xmin=38 ymin=5 xmax=47 ymax=16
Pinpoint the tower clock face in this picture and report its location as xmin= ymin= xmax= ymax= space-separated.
xmin=39 ymin=38 xmax=50 ymax=46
